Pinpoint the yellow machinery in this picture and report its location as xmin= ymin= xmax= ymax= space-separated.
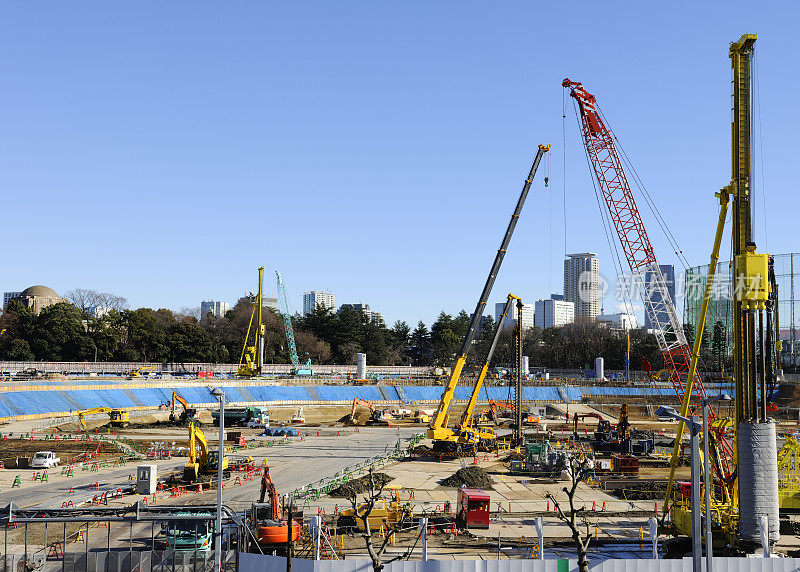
xmin=238 ymin=267 xmax=265 ymax=378
xmin=428 ymin=145 xmax=548 ymax=453
xmin=778 ymin=435 xmax=800 ymax=512
xmin=336 ymin=498 xmax=412 ymax=533
xmin=77 ymin=407 xmax=130 ymax=430
xmin=183 ymin=422 xmax=229 ymax=482
xmin=666 ymin=34 xmax=783 ymax=549
xmin=127 ymin=366 xmax=155 ymax=379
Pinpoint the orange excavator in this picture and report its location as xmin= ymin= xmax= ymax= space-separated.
xmin=254 ymin=466 xmax=300 ymax=545
xmin=481 ymin=400 xmax=540 ymax=426
xmin=170 ymin=391 xmax=197 ymax=423
xmin=572 ymin=412 xmax=606 ymax=438
xmin=349 ymin=398 xmax=375 ymax=422
xmin=349 ymin=398 xmax=389 ymax=426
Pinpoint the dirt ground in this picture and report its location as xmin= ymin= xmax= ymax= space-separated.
xmin=0 ymin=438 xmax=122 ymax=466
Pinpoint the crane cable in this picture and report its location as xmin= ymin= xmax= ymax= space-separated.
xmin=570 ymin=100 xmax=637 ymax=323
xmin=595 ymin=104 xmax=692 ymax=272
xmin=562 ymin=87 xmax=568 ymax=258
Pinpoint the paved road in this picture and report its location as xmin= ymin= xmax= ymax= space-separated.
xmin=3 ymin=427 xmax=421 ymax=557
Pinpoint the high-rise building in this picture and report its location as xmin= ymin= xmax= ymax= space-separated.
xmin=3 ymin=292 xmax=21 ymax=308
xmin=303 ymin=291 xmax=335 ymax=315
xmin=201 ymin=300 xmax=229 ymax=319
xmin=339 ymin=303 xmax=383 ymax=323
xmin=597 ymin=312 xmax=638 ymax=330
xmin=494 ymin=301 xmax=534 ymax=331
xmin=263 ymin=297 xmax=280 ymax=312
xmin=644 ymin=264 xmax=676 ymax=330
xmin=564 ymin=253 xmax=600 ymax=320
xmin=534 ymin=298 xmax=575 ymax=329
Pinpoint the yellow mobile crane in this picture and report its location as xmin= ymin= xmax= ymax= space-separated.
xmin=238 ymin=267 xmax=265 ymax=378
xmin=77 ymin=407 xmax=130 ymax=430
xmin=183 ymin=422 xmax=229 ymax=482
xmin=428 ymin=144 xmax=549 ymax=452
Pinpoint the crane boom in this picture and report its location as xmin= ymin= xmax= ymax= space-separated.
xmin=457 ymin=293 xmax=519 ymax=432
xmin=428 ymin=144 xmax=550 ymax=441
xmin=563 ymin=79 xmax=709 ymax=408
xmin=276 ymin=271 xmax=301 ymax=368
xmin=562 ymin=78 xmax=735 ymax=489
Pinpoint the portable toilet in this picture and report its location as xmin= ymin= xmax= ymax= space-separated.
xmin=136 ymin=464 xmax=158 ymax=494
xmin=456 ymin=487 xmax=490 ymax=529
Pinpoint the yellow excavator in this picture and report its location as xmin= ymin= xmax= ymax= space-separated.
xmin=77 ymin=407 xmax=130 ymax=430
xmin=183 ymin=422 xmax=229 ymax=482
xmin=428 ymin=143 xmax=549 ymax=454
xmin=127 ymin=366 xmax=156 ymax=379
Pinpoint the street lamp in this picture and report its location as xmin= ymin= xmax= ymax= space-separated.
xmin=655 ymin=406 xmax=702 ymax=572
xmin=209 ymin=387 xmax=225 ymax=572
xmin=701 ymin=393 xmax=731 ymax=572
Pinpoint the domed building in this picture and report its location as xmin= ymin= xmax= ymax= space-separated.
xmin=17 ymin=285 xmax=65 ymax=315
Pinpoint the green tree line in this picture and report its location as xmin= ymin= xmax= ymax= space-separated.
xmin=0 ymin=294 xmax=706 ymax=372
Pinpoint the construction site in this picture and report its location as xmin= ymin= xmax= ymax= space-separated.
xmin=1 ymin=31 xmax=799 ymax=572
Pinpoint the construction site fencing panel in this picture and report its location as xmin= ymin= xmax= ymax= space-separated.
xmin=239 ymin=555 xmax=800 ymax=572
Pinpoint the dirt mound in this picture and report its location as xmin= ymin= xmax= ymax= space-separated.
xmin=506 ymin=450 xmax=525 ymax=461
xmin=328 ymin=472 xmax=393 ymax=498
xmin=339 ymin=410 xmax=371 ymax=426
xmin=607 ymin=481 xmax=667 ymax=500
xmin=441 ymin=466 xmax=494 ymax=489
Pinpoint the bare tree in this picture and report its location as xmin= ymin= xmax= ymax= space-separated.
xmin=347 ymin=469 xmax=416 ymax=572
xmin=65 ymin=289 xmax=128 ymax=317
xmin=545 ymin=456 xmax=594 ymax=572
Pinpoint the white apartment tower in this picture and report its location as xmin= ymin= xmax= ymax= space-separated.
xmin=534 ymin=298 xmax=575 ymax=329
xmin=200 ymin=300 xmax=229 ymax=319
xmin=564 ymin=253 xmax=600 ymax=320
xmin=303 ymin=291 xmax=336 ymax=315
xmin=494 ymin=301 xmax=535 ymax=331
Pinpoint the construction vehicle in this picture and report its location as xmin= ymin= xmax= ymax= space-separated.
xmin=336 ymin=498 xmax=412 ymax=533
xmin=563 ymin=75 xmax=735 ymax=487
xmin=290 ymin=407 xmax=306 ymax=424
xmin=427 ymin=147 xmax=549 ymax=451
xmin=778 ymin=434 xmax=800 ymax=512
xmin=164 ymin=512 xmax=215 ymax=554
xmin=170 ymin=391 xmax=197 ymax=423
xmin=238 ymin=267 xmax=266 ymax=378
xmin=276 ymin=271 xmax=313 ymax=376
xmin=431 ymin=293 xmax=522 ymax=453
xmin=571 ymin=412 xmax=606 ymax=439
xmin=348 ymin=398 xmax=390 ymax=426
xmin=183 ymin=422 xmax=229 ymax=482
xmin=212 ymin=406 xmax=267 ymax=426
xmin=127 ymin=366 xmax=156 ymax=379
xmin=252 ymin=467 xmax=300 ymax=546
xmin=77 ymin=407 xmax=130 ymax=430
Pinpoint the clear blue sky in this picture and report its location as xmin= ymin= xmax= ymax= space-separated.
xmin=1 ymin=3 xmax=796 ymax=327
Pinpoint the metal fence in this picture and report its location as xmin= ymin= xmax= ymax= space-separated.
xmin=239 ymin=555 xmax=800 ymax=572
